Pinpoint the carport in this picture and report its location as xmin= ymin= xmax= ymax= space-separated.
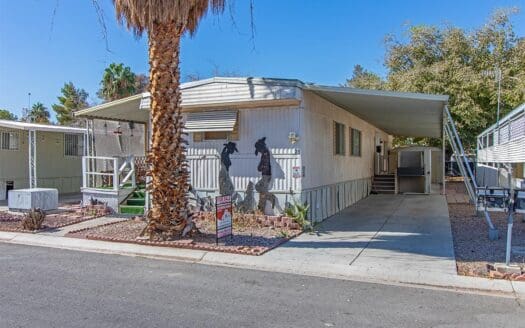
xmin=304 ymin=84 xmax=450 ymax=194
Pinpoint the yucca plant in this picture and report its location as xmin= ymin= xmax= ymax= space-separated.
xmin=285 ymin=200 xmax=311 ymax=231
xmin=112 ymin=0 xmax=227 ymax=240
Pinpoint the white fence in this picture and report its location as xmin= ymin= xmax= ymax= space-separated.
xmin=187 ymin=147 xmax=301 ymax=194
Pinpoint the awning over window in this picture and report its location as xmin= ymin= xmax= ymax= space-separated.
xmin=183 ymin=110 xmax=238 ymax=132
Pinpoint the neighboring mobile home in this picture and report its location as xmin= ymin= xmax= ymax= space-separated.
xmin=75 ymin=77 xmax=448 ymax=221
xmin=476 ymin=103 xmax=525 ymax=188
xmin=0 ymin=120 xmax=86 ymax=200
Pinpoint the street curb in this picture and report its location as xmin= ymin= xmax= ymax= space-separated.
xmin=0 ymin=231 xmax=523 ymax=300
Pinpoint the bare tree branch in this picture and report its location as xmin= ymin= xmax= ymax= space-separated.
xmin=92 ymin=0 xmax=111 ymax=52
xmin=49 ymin=0 xmax=60 ymax=41
xmin=249 ymin=0 xmax=257 ymax=51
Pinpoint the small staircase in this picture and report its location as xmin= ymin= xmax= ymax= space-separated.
xmin=372 ymin=174 xmax=395 ymax=194
xmin=119 ymin=188 xmax=146 ymax=215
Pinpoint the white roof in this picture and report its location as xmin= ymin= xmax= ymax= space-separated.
xmin=0 ymin=120 xmax=86 ymax=134
xmin=75 ymin=77 xmax=449 ymax=138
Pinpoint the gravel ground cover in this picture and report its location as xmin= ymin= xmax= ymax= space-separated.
xmin=447 ymin=181 xmax=525 ymax=279
xmin=0 ymin=204 xmax=110 ymax=233
xmin=67 ymin=212 xmax=303 ymax=255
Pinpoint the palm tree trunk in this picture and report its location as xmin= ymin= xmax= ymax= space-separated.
xmin=145 ymin=21 xmax=190 ymax=240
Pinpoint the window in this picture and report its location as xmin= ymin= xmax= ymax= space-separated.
xmin=204 ymin=131 xmax=229 ymax=140
xmin=350 ymin=128 xmax=362 ymax=156
xmin=487 ymin=132 xmax=494 ymax=147
xmin=334 ymin=122 xmax=346 ymax=155
xmin=64 ymin=133 xmax=84 ymax=156
xmin=0 ymin=131 xmax=19 ymax=150
xmin=193 ymin=119 xmax=239 ymax=142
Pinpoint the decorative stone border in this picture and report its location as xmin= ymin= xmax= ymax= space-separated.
xmin=67 ymin=219 xmax=130 ymax=235
xmin=84 ymin=230 xmax=302 ymax=256
xmin=193 ymin=212 xmax=302 ymax=230
xmin=66 ymin=216 xmax=303 ymax=256
xmin=487 ymin=264 xmax=525 ymax=281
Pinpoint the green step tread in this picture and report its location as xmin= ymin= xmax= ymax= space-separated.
xmin=126 ymin=198 xmax=145 ymax=206
xmin=119 ymin=205 xmax=145 ymax=215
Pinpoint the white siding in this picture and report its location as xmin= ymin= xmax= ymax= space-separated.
xmin=181 ymin=81 xmax=301 ymax=107
xmin=477 ymin=137 xmax=525 ymax=163
xmin=185 ymin=106 xmax=302 ymax=195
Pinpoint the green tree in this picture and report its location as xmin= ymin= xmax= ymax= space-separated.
xmin=97 ymin=63 xmax=137 ymax=101
xmin=346 ymin=65 xmax=385 ymax=90
xmin=26 ymin=102 xmax=51 ymax=124
xmin=52 ymin=82 xmax=89 ymax=125
xmin=348 ymin=8 xmax=524 ymax=149
xmin=384 ymin=9 xmax=524 ymax=148
xmin=0 ymin=109 xmax=17 ymax=120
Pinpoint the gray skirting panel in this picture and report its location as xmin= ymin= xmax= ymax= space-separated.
xmin=300 ymin=177 xmax=372 ymax=223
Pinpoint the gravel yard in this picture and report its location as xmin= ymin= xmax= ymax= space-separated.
xmin=67 ymin=213 xmax=303 ymax=255
xmin=447 ymin=182 xmax=525 ymax=278
xmin=0 ymin=204 xmax=109 ymax=233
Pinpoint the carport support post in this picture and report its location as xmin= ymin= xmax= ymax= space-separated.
xmin=28 ymin=129 xmax=37 ymax=189
xmin=442 ymin=107 xmax=446 ymax=195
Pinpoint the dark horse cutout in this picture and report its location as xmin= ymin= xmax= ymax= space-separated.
xmin=255 ymin=137 xmax=271 ymax=176
xmin=221 ymin=142 xmax=238 ymax=172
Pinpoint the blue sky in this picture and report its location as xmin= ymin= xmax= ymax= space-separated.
xmin=1 ymin=0 xmax=524 ymax=120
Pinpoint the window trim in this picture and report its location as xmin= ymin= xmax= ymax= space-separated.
xmin=350 ymin=128 xmax=362 ymax=157
xmin=334 ymin=121 xmax=346 ymax=156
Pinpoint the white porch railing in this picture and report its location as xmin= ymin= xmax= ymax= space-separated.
xmin=82 ymin=156 xmax=136 ymax=191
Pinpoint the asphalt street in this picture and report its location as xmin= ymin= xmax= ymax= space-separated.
xmin=0 ymin=243 xmax=523 ymax=328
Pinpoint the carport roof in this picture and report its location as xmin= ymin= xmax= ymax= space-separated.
xmin=303 ymin=84 xmax=448 ymax=138
xmin=75 ymin=77 xmax=448 ymax=138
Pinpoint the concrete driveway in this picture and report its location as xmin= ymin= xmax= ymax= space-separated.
xmin=214 ymin=194 xmax=458 ymax=283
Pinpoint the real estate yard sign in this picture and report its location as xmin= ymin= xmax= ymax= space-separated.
xmin=216 ymin=195 xmax=233 ymax=243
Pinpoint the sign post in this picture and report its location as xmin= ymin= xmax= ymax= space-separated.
xmin=215 ymin=195 xmax=233 ymax=244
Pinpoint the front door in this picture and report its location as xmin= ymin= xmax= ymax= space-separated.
xmin=374 ymin=135 xmax=388 ymax=175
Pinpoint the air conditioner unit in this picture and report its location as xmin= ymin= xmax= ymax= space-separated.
xmin=476 ymin=187 xmax=510 ymax=212
xmin=514 ymin=189 xmax=525 ymax=214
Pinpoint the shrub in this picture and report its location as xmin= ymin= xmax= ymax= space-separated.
xmin=22 ymin=208 xmax=46 ymax=231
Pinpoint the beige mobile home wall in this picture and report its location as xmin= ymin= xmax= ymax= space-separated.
xmin=300 ymin=91 xmax=390 ymax=221
xmin=0 ymin=129 xmax=82 ymax=200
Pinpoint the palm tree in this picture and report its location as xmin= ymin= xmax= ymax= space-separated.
xmin=98 ymin=62 xmax=137 ymax=101
xmin=113 ymin=0 xmax=226 ymax=240
xmin=28 ymin=102 xmax=51 ymax=124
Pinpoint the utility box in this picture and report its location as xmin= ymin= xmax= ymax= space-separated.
xmin=8 ymin=188 xmax=59 ymax=211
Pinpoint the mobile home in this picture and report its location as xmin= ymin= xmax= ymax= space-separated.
xmin=75 ymin=77 xmax=449 ymax=221
xmin=476 ymin=103 xmax=525 ymax=188
xmin=0 ymin=120 xmax=86 ymax=200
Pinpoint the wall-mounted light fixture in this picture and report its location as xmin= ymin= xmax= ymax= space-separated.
xmin=288 ymin=132 xmax=299 ymax=144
